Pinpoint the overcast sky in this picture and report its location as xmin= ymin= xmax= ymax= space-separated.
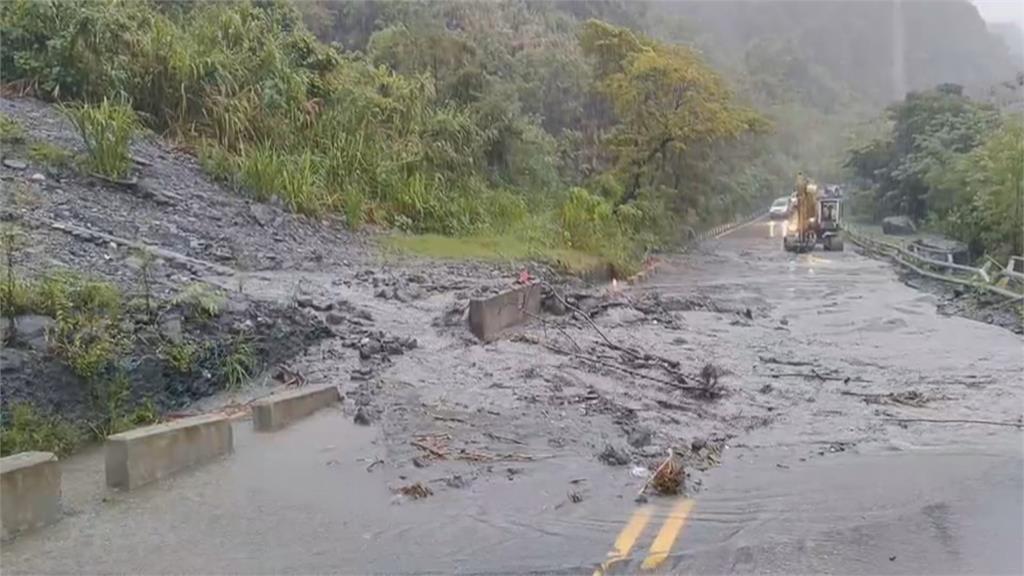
xmin=972 ymin=0 xmax=1024 ymax=29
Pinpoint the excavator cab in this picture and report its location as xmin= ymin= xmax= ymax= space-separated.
xmin=783 ymin=174 xmax=844 ymax=253
xmin=819 ymin=197 xmax=843 ymax=251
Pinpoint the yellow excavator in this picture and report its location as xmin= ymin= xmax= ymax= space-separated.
xmin=783 ymin=173 xmax=843 ymax=253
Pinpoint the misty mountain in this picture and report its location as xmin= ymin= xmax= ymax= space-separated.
xmin=989 ymin=21 xmax=1024 ymax=61
xmin=639 ymin=0 xmax=1019 ymax=107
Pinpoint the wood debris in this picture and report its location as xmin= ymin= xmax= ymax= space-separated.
xmin=273 ymin=365 xmax=306 ymax=388
xmin=411 ymin=434 xmax=534 ymax=462
xmin=637 ymin=450 xmax=685 ymax=498
xmin=397 ymin=482 xmax=433 ymax=499
xmin=840 ymin=389 xmax=929 ymax=407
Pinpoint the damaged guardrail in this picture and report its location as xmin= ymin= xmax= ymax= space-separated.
xmin=845 ymin=225 xmax=1024 ymax=300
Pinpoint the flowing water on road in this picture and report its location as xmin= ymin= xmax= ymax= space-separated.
xmin=4 ymin=219 xmax=1021 ymax=574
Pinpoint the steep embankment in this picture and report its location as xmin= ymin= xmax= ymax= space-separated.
xmin=0 ymin=96 xmax=513 ymax=455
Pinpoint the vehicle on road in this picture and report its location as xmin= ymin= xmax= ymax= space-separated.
xmin=783 ymin=174 xmax=844 ymax=253
xmin=769 ymin=196 xmax=792 ymax=220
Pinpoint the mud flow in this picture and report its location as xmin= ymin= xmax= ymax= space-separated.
xmin=4 ymin=218 xmax=1020 ymax=575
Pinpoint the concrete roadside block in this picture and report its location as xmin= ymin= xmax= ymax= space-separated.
xmin=105 ymin=413 xmax=233 ymax=490
xmin=1 ymin=451 xmax=61 ymax=540
xmin=251 ymin=385 xmax=341 ymax=432
xmin=468 ymin=283 xmax=542 ymax=342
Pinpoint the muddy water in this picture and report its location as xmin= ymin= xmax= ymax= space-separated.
xmin=662 ymin=444 xmax=1022 ymax=574
xmin=1 ymin=410 xmax=637 ymax=574
xmin=635 ymin=219 xmax=1022 ymax=451
xmin=3 ymin=218 xmax=1021 ymax=574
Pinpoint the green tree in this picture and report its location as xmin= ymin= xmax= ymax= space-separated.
xmin=846 ymin=85 xmax=1000 ymax=220
xmin=579 ymin=20 xmax=765 ymax=207
xmin=927 ymin=117 xmax=1024 ymax=260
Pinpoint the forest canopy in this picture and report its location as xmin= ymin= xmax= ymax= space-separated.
xmin=846 ymin=84 xmax=1023 ymax=260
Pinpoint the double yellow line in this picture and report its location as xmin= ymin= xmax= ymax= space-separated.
xmin=593 ymin=498 xmax=696 ymax=575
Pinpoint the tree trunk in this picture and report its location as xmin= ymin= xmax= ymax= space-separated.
xmin=621 ymin=137 xmax=674 ymax=205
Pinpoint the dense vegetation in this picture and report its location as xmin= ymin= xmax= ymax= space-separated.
xmin=0 ymin=0 xmax=782 ymax=272
xmin=846 ymin=84 xmax=1023 ymax=261
xmin=3 ymin=0 xmax=1016 ymax=267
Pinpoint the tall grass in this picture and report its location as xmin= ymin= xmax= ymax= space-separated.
xmin=62 ymin=99 xmax=138 ymax=179
xmin=0 ymin=0 xmax=657 ymax=266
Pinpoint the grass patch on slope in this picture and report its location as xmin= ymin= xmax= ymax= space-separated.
xmin=385 ymin=233 xmax=609 ymax=276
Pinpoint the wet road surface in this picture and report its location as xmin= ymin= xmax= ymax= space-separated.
xmin=4 ymin=219 xmax=1021 ymax=574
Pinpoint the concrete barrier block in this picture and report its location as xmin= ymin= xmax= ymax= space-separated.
xmin=1 ymin=451 xmax=61 ymax=540
xmin=252 ymin=385 xmax=340 ymax=431
xmin=468 ymin=284 xmax=542 ymax=342
xmin=105 ymin=413 xmax=233 ymax=490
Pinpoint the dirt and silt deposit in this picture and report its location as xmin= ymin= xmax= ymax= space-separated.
xmin=2 ymin=95 xmax=1022 ymax=501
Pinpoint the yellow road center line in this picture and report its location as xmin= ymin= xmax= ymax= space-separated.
xmin=592 ymin=506 xmax=653 ymax=576
xmin=640 ymin=498 xmax=695 ymax=571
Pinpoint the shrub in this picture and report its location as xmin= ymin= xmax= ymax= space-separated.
xmin=220 ymin=336 xmax=257 ymax=390
xmin=13 ymin=272 xmax=128 ymax=382
xmin=0 ymin=404 xmax=80 ymax=457
xmin=89 ymin=374 xmax=159 ymax=438
xmin=161 ymin=340 xmax=200 ymax=374
xmin=172 ymin=283 xmax=224 ymax=321
xmin=0 ymin=113 xmax=25 ymax=144
xmin=62 ymin=99 xmax=138 ymax=179
xmin=49 ymin=313 xmax=126 ymax=382
xmin=559 ymin=187 xmax=616 ymax=252
xmin=27 ymin=141 xmax=73 ymax=169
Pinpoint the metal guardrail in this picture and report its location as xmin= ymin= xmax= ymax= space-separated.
xmin=845 ymin=225 xmax=1023 ymax=300
xmin=1005 ymin=256 xmax=1024 ymax=281
xmin=690 ymin=211 xmax=766 ymax=245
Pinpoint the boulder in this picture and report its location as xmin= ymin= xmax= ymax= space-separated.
xmin=159 ymin=314 xmax=184 ymax=344
xmin=882 ymin=215 xmax=917 ymax=236
xmin=1 ymin=315 xmax=55 ymax=352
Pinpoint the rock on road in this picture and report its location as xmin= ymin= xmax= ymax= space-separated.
xmin=3 ymin=218 xmax=1021 ymax=575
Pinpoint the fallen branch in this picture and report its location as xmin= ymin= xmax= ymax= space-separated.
xmin=484 ymin=431 xmax=525 ymax=445
xmin=457 ymin=450 xmax=535 ymax=462
xmin=410 ymin=440 xmax=447 ymax=459
xmin=758 ymin=355 xmax=813 ymax=367
xmin=541 ymin=281 xmax=623 ymax=355
xmin=769 ymin=371 xmax=864 ymax=383
xmin=544 ymin=342 xmax=706 ymax=392
xmin=430 ymin=414 xmax=468 ymax=424
xmin=522 ymin=309 xmax=583 ymax=353
xmin=840 ymin=390 xmax=929 ymax=407
xmin=596 ymin=339 xmax=682 ymax=370
xmin=637 ymin=449 xmax=675 ymax=498
xmin=885 ymin=417 xmax=1022 ymax=428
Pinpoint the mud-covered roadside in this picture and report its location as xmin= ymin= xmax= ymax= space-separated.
xmin=0 ymin=94 xmax=529 ymax=455
xmin=903 ymin=272 xmax=1023 ymax=334
xmin=202 ymin=219 xmax=1022 ymax=509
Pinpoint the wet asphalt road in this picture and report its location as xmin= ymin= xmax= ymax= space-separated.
xmin=3 ymin=219 xmax=1021 ymax=574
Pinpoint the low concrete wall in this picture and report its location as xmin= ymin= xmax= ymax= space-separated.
xmin=105 ymin=414 xmax=233 ymax=490
xmin=468 ymin=284 xmax=542 ymax=342
xmin=252 ymin=385 xmax=341 ymax=431
xmin=1 ymin=451 xmax=61 ymax=540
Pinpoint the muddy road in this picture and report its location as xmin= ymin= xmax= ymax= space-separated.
xmin=3 ymin=219 xmax=1022 ymax=574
